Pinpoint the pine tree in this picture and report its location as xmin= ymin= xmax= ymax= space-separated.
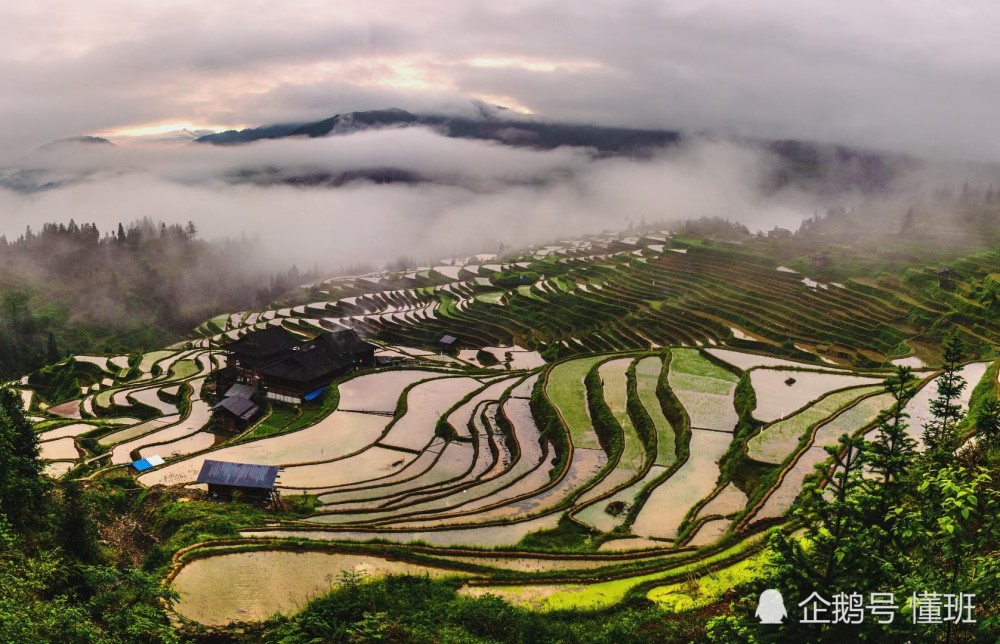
xmin=923 ymin=337 xmax=967 ymax=463
xmin=58 ymin=480 xmax=99 ymax=563
xmin=0 ymin=387 xmax=47 ymax=529
xmin=868 ymin=365 xmax=917 ymax=488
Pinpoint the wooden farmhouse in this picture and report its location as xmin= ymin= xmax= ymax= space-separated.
xmin=222 ymin=327 xmax=376 ymax=404
xmin=196 ymin=459 xmax=279 ymax=503
xmin=211 ymin=383 xmax=260 ymax=434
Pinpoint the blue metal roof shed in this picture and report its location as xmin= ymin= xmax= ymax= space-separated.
xmin=132 ymin=455 xmax=165 ymax=472
xmin=196 ymin=459 xmax=279 ymax=490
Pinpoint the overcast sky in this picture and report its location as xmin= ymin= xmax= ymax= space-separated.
xmin=1 ymin=0 xmax=999 ymax=159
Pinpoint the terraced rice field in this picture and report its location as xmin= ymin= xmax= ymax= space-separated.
xmin=337 ymin=369 xmax=443 ymax=412
xmin=36 ymin=422 xmax=99 ymax=441
xmin=595 ymin=358 xmax=648 ymax=476
xmin=42 ymin=461 xmax=76 ymax=478
xmin=667 ymin=349 xmax=739 ymax=432
xmin=380 ymin=377 xmax=482 ymax=451
xmin=706 ymin=348 xmax=839 ymax=372
xmin=749 ymin=392 xmax=896 ymax=523
xmin=635 ymin=356 xmax=675 ymax=465
xmin=39 ymin=436 xmax=80 ymax=460
xmin=29 ymin=232 xmax=1000 ymax=627
xmin=140 ymin=410 xmax=390 ymax=486
xmin=545 ymin=356 xmax=606 ymax=449
xmin=458 ymin=535 xmax=767 ymax=611
xmin=631 ymin=429 xmax=732 ymax=539
xmin=902 ymin=362 xmax=990 ymax=448
xmin=172 ymin=550 xmax=460 ymax=625
xmin=646 ymin=550 xmax=771 ymax=611
xmin=748 ymin=369 xmax=883 ymax=422
xmin=746 ymin=386 xmax=882 ymax=464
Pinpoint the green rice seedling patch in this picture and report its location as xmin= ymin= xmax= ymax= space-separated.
xmin=667 ymin=372 xmax=736 ymax=395
xmin=169 ymin=359 xmax=200 ymax=380
xmin=459 ymin=534 xmax=766 ymax=610
xmin=670 ymin=348 xmax=738 ymax=381
xmin=646 ymin=550 xmax=771 ymax=611
xmin=241 ymin=405 xmax=300 ymax=441
xmin=546 ymin=355 xmax=607 ymax=450
xmin=474 ymin=290 xmax=506 ymax=305
xmin=138 ymin=350 xmax=174 ymax=373
xmin=747 ymin=385 xmax=881 ymax=463
xmin=667 ymin=349 xmax=738 ymax=431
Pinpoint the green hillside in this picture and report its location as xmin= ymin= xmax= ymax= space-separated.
xmin=3 ymin=228 xmax=998 ymax=642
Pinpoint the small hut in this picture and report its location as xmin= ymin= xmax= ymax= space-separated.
xmin=197 ymin=459 xmax=278 ymax=503
xmin=810 ymin=253 xmax=832 ymax=271
xmin=935 ymin=267 xmax=956 ymax=290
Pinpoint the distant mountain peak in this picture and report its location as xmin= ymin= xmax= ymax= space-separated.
xmin=37 ymin=135 xmax=114 ymax=151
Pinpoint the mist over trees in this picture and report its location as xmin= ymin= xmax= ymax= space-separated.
xmin=0 ymin=218 xmax=314 ymax=379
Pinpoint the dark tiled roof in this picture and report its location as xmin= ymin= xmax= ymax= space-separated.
xmin=223 ymin=383 xmax=257 ymax=399
xmin=258 ymin=348 xmax=353 ymax=384
xmin=196 ymin=459 xmax=278 ymax=489
xmin=212 ymin=396 xmax=259 ymax=420
xmin=309 ymin=329 xmax=376 ymax=356
xmin=222 ymin=327 xmax=302 ymax=359
xmin=216 ymin=366 xmax=237 ymax=379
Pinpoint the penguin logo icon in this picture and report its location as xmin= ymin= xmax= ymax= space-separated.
xmin=756 ymin=589 xmax=787 ymax=624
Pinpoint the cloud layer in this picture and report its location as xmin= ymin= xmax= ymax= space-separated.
xmin=2 ymin=1 xmax=1000 ymax=161
xmin=0 ymin=129 xmax=816 ymax=270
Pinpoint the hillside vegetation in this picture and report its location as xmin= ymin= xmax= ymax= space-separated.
xmin=0 ymin=219 xmax=312 ymax=380
xmin=3 ymin=225 xmax=999 ymax=643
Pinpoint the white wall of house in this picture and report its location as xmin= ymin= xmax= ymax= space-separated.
xmin=266 ymin=391 xmax=301 ymax=404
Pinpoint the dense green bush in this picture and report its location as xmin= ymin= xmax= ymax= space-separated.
xmin=260 ymin=574 xmax=707 ymax=643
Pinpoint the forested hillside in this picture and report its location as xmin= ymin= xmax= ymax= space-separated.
xmin=0 ymin=219 xmax=313 ymax=379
